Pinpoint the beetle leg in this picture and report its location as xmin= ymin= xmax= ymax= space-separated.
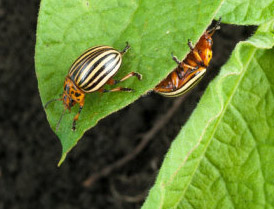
xmin=188 ymin=39 xmax=194 ymax=50
xmin=120 ymin=72 xmax=142 ymax=82
xmin=184 ymin=65 xmax=200 ymax=77
xmin=207 ymin=17 xmax=221 ymax=36
xmin=56 ymin=108 xmax=66 ymax=131
xmin=177 ymin=62 xmax=197 ymax=78
xmin=171 ymin=52 xmax=181 ymax=65
xmin=72 ymin=105 xmax=83 ymax=131
xmin=176 ymin=69 xmax=183 ymax=80
xmin=44 ymin=98 xmax=62 ymax=108
xmin=99 ymin=87 xmax=134 ymax=93
xmin=188 ymin=39 xmax=203 ymax=64
xmin=193 ymin=50 xmax=203 ymax=64
xmin=181 ymin=62 xmax=197 ymax=70
xmin=106 ymin=72 xmax=142 ymax=85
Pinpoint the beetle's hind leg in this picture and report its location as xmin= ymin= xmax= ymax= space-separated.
xmin=101 ymin=71 xmax=142 ymax=93
xmin=106 ymin=72 xmax=142 ymax=86
xmin=99 ymin=87 xmax=134 ymax=93
xmin=119 ymin=72 xmax=142 ymax=82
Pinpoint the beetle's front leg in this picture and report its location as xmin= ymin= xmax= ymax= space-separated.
xmin=72 ymin=102 xmax=84 ymax=131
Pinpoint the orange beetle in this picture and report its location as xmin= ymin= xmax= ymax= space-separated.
xmin=154 ymin=18 xmax=221 ymax=97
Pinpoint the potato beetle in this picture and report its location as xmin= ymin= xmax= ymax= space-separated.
xmin=154 ymin=18 xmax=221 ymax=97
xmin=45 ymin=42 xmax=142 ymax=131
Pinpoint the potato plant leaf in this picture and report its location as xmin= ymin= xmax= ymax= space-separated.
xmin=217 ymin=0 xmax=274 ymax=25
xmin=35 ymin=0 xmax=225 ymax=165
xmin=142 ymin=20 xmax=274 ymax=209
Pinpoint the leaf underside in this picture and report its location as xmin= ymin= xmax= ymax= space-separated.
xmin=217 ymin=0 xmax=274 ymax=25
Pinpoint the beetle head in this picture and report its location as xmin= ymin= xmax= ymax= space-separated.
xmin=63 ymin=76 xmax=84 ymax=110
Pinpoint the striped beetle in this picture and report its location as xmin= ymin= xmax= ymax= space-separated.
xmin=154 ymin=18 xmax=221 ymax=97
xmin=45 ymin=43 xmax=142 ymax=131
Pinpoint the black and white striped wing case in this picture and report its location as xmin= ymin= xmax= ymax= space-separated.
xmin=68 ymin=46 xmax=122 ymax=93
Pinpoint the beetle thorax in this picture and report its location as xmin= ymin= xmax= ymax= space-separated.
xmin=196 ymin=34 xmax=213 ymax=67
xmin=63 ymin=76 xmax=85 ymax=110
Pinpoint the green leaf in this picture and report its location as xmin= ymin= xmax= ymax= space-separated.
xmin=217 ymin=0 xmax=274 ymax=25
xmin=142 ymin=21 xmax=274 ymax=209
xmin=35 ymin=0 xmax=224 ymax=165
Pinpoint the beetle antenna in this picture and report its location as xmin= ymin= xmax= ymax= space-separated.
xmin=44 ymin=98 xmax=62 ymax=108
xmin=56 ymin=108 xmax=66 ymax=131
xmin=120 ymin=42 xmax=130 ymax=55
xmin=207 ymin=17 xmax=221 ymax=36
